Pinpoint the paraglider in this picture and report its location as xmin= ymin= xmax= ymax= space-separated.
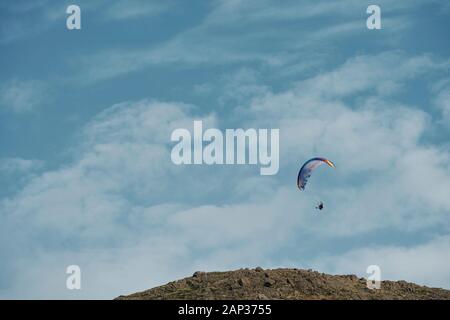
xmin=297 ymin=157 xmax=335 ymax=210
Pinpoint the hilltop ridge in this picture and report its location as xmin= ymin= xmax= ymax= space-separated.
xmin=116 ymin=268 xmax=450 ymax=300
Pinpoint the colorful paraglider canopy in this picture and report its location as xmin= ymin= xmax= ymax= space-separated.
xmin=297 ymin=157 xmax=335 ymax=190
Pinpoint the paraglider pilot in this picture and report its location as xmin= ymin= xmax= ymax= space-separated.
xmin=297 ymin=157 xmax=335 ymax=211
xmin=315 ymin=201 xmax=324 ymax=210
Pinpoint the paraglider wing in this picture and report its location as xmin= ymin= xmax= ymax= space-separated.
xmin=297 ymin=157 xmax=335 ymax=190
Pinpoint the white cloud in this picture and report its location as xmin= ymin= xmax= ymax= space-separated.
xmin=0 ymin=1 xmax=173 ymax=44
xmin=0 ymin=158 xmax=43 ymax=174
xmin=0 ymin=0 xmax=64 ymax=44
xmin=432 ymin=79 xmax=450 ymax=124
xmin=1 ymin=52 xmax=450 ymax=298
xmin=102 ymin=0 xmax=172 ymax=21
xmin=244 ymin=52 xmax=450 ymax=236
xmin=76 ymin=0 xmax=446 ymax=82
xmin=206 ymin=0 xmax=435 ymax=26
xmin=0 ymin=79 xmax=47 ymax=114
xmin=313 ymin=235 xmax=450 ymax=289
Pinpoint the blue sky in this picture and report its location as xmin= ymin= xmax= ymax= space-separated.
xmin=0 ymin=0 xmax=449 ymax=299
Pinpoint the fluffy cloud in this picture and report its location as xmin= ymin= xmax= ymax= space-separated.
xmin=1 ymin=52 xmax=449 ymax=298
xmin=0 ymin=79 xmax=47 ymax=114
xmin=0 ymin=158 xmax=43 ymax=174
xmin=313 ymin=235 xmax=450 ymax=289
xmin=0 ymin=98 xmax=286 ymax=298
xmin=433 ymin=79 xmax=450 ymax=124
xmin=245 ymin=52 xmax=450 ymax=235
xmin=101 ymin=0 xmax=172 ymax=21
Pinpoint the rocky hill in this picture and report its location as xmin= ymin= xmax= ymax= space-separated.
xmin=116 ymin=268 xmax=450 ymax=300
